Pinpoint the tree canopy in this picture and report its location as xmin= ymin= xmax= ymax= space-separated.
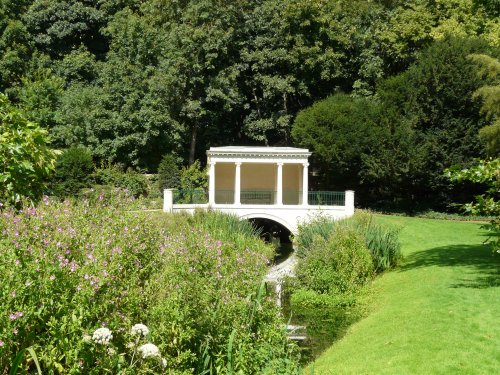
xmin=0 ymin=0 xmax=499 ymax=210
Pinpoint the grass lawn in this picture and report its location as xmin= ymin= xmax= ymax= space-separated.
xmin=307 ymin=215 xmax=500 ymax=375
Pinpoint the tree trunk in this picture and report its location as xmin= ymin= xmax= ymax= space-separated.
xmin=189 ymin=124 xmax=197 ymax=165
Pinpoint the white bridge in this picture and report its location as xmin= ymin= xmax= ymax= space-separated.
xmin=163 ymin=146 xmax=354 ymax=235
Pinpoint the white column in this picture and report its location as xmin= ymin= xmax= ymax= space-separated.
xmin=345 ymin=190 xmax=355 ymax=216
xmin=208 ymin=161 xmax=216 ymax=205
xmin=302 ymin=163 xmax=309 ymax=206
xmin=276 ymin=162 xmax=283 ymax=205
xmin=234 ymin=162 xmax=241 ymax=205
xmin=163 ymin=189 xmax=174 ymax=213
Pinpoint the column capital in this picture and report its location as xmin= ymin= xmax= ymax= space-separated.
xmin=302 ymin=162 xmax=309 ymax=167
xmin=235 ymin=161 xmax=242 ymax=166
xmin=209 ymin=161 xmax=217 ymax=166
xmin=276 ymin=162 xmax=284 ymax=167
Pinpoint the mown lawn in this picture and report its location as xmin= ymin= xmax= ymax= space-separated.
xmin=307 ymin=215 xmax=500 ymax=375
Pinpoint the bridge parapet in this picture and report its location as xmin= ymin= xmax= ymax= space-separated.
xmin=163 ymin=189 xmax=354 ymax=235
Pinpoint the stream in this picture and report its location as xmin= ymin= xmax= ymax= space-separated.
xmin=266 ymin=246 xmax=360 ymax=365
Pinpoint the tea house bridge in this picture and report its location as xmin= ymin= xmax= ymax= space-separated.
xmin=163 ymin=146 xmax=354 ymax=235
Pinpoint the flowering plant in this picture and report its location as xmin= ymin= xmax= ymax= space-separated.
xmin=0 ymin=194 xmax=297 ymax=373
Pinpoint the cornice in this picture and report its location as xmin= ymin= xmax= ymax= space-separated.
xmin=207 ymin=152 xmax=310 ymax=159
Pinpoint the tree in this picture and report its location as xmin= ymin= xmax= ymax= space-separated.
xmin=16 ymin=68 xmax=64 ymax=129
xmin=50 ymin=146 xmax=94 ymax=197
xmin=364 ymin=37 xmax=493 ymax=210
xmin=446 ymin=159 xmax=499 ymax=253
xmin=0 ymin=93 xmax=59 ymax=206
xmin=292 ymin=93 xmax=379 ymax=191
xmin=469 ymin=54 xmax=500 ymax=157
xmin=180 ymin=160 xmax=208 ymax=191
xmin=22 ymin=0 xmax=108 ymax=57
xmin=157 ymin=154 xmax=181 ymax=192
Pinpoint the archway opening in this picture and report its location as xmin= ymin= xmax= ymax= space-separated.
xmin=248 ymin=218 xmax=293 ymax=262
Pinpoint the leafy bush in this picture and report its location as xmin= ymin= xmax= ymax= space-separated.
xmin=51 ymin=146 xmax=94 ymax=197
xmin=0 ymin=194 xmax=298 ymax=373
xmin=295 ymin=226 xmax=373 ymax=295
xmin=180 ymin=160 xmax=208 ymax=191
xmin=157 ymin=154 xmax=181 ymax=192
xmin=94 ymin=165 xmax=148 ymax=197
xmin=296 ymin=212 xmax=402 ymax=272
xmin=0 ymin=94 xmax=59 ymax=207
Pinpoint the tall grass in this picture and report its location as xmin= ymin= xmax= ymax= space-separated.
xmin=349 ymin=212 xmax=402 ymax=272
xmin=295 ymin=216 xmax=336 ymax=258
xmin=189 ymin=210 xmax=263 ymax=241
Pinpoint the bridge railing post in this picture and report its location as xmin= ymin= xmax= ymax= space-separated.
xmin=163 ymin=189 xmax=174 ymax=213
xmin=345 ymin=190 xmax=355 ymax=216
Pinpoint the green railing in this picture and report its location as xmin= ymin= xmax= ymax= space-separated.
xmin=308 ymin=191 xmax=345 ymax=206
xmin=173 ymin=189 xmax=208 ymax=204
xmin=241 ymin=190 xmax=276 ymax=204
xmin=174 ymin=189 xmax=345 ymax=206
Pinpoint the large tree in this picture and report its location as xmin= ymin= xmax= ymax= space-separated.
xmin=293 ymin=38 xmax=496 ymax=210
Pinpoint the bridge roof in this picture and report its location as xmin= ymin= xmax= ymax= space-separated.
xmin=207 ymin=146 xmax=311 ymax=158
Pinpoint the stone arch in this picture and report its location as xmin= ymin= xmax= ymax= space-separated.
xmin=240 ymin=213 xmax=297 ymax=236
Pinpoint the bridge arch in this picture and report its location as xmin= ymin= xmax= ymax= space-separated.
xmin=240 ymin=213 xmax=296 ymax=235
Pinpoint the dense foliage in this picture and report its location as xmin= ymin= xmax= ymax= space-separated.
xmin=294 ymin=38 xmax=497 ymax=210
xmin=94 ymin=165 xmax=148 ymax=198
xmin=0 ymin=94 xmax=58 ymax=207
xmin=156 ymin=154 xmax=181 ymax=192
xmin=295 ymin=227 xmax=374 ymax=296
xmin=469 ymin=54 xmax=500 ymax=157
xmin=0 ymin=195 xmax=294 ymax=374
xmin=296 ymin=212 xmax=402 ymax=272
xmin=1 ymin=0 xmax=499 ymax=210
xmin=447 ymin=158 xmax=500 ymax=253
xmin=50 ymin=146 xmax=94 ymax=197
xmin=0 ymin=194 xmax=298 ymax=373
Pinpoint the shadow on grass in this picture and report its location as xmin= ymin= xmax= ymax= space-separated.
xmin=400 ymin=243 xmax=500 ymax=289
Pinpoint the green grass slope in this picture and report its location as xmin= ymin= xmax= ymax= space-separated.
xmin=308 ymin=215 xmax=500 ymax=375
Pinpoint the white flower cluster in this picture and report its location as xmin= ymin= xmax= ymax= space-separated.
xmin=131 ymin=323 xmax=149 ymax=337
xmin=138 ymin=343 xmax=160 ymax=358
xmin=92 ymin=327 xmax=113 ymax=345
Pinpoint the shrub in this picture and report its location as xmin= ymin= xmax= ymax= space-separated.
xmin=180 ymin=160 xmax=208 ymax=191
xmin=295 ymin=226 xmax=373 ymax=295
xmin=157 ymin=154 xmax=181 ymax=192
xmin=0 ymin=94 xmax=59 ymax=207
xmin=94 ymin=165 xmax=148 ymax=197
xmin=0 ymin=194 xmax=298 ymax=373
xmin=51 ymin=146 xmax=94 ymax=197
xmin=295 ymin=212 xmax=402 ymax=272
